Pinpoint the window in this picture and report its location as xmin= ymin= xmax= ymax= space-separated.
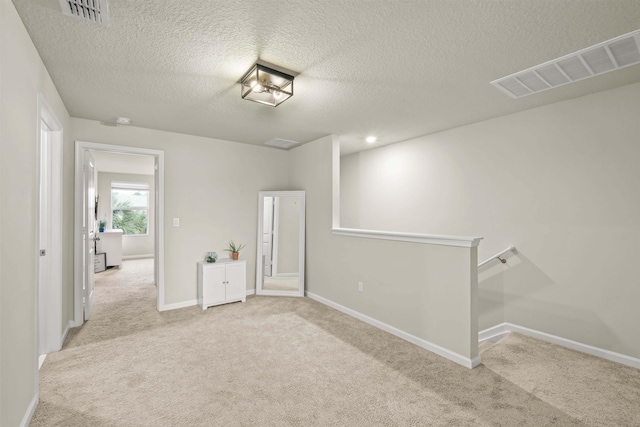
xmin=111 ymin=182 xmax=149 ymax=235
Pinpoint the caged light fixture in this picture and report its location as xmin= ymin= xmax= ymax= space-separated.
xmin=240 ymin=63 xmax=294 ymax=107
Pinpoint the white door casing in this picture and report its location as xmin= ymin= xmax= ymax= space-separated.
xmin=74 ymin=141 xmax=165 ymax=325
xmin=83 ymin=151 xmax=96 ymax=321
xmin=154 ymin=156 xmax=159 ymax=287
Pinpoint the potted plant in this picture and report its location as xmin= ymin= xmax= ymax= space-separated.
xmin=98 ymin=220 xmax=106 ymax=232
xmin=225 ymin=240 xmax=245 ymax=260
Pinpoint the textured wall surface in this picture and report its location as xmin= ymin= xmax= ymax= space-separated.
xmin=291 ymin=136 xmax=478 ymax=363
xmin=0 ymin=1 xmax=72 ymax=425
xmin=72 ymin=118 xmax=291 ymax=305
xmin=341 ymin=82 xmax=640 ymax=359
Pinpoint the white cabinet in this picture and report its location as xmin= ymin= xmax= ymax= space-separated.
xmin=94 ymin=253 xmax=106 ymax=273
xmin=197 ymin=259 xmax=246 ymax=310
xmin=96 ymin=229 xmax=123 ymax=268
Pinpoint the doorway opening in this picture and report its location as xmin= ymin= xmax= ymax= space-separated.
xmin=91 ymin=151 xmax=156 ymax=313
xmin=73 ymin=141 xmax=165 ymax=327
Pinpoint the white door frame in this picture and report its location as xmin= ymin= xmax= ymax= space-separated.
xmin=73 ymin=141 xmax=165 ymax=325
xmin=36 ymin=93 xmax=63 ymax=355
xmin=82 ymin=151 xmax=97 ymax=321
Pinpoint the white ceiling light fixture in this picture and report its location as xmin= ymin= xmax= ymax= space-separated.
xmin=365 ymin=136 xmax=377 ymax=144
xmin=59 ymin=0 xmax=109 ymax=26
xmin=492 ymin=29 xmax=640 ymax=98
xmin=115 ymin=117 xmax=131 ymax=125
xmin=240 ymin=63 xmax=294 ymax=107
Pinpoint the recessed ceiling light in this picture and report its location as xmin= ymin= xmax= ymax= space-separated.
xmin=365 ymin=136 xmax=377 ymax=143
xmin=115 ymin=117 xmax=131 ymax=125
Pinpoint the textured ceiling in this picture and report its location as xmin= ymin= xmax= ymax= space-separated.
xmin=13 ymin=0 xmax=640 ymax=155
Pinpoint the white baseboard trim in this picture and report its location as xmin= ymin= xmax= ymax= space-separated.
xmin=478 ymin=323 xmax=510 ymax=343
xmin=159 ymin=292 xmax=255 ymax=312
xmin=306 ymin=291 xmax=480 ymax=369
xmin=479 ymin=322 xmax=640 ymax=370
xmin=20 ymin=392 xmax=38 ymax=427
xmin=122 ymin=254 xmax=154 ymax=260
xmin=39 ymin=320 xmax=74 ymax=371
xmin=158 ymin=299 xmax=197 ymax=312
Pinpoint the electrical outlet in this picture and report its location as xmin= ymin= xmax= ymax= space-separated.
xmin=358 ymin=281 xmax=364 ymax=292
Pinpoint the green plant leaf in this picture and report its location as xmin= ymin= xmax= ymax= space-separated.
xmin=225 ymin=240 xmax=245 ymax=253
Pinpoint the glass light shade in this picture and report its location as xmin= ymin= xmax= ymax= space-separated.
xmin=240 ymin=64 xmax=294 ymax=107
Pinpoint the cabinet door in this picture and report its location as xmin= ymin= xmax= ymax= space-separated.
xmin=202 ymin=264 xmax=225 ymax=305
xmin=225 ymin=262 xmax=246 ymax=301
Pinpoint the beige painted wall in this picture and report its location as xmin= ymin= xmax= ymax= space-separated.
xmin=276 ymin=196 xmax=300 ymax=274
xmin=0 ymin=1 xmax=72 ymax=425
xmin=4 ymin=1 xmax=636 ymax=423
xmin=341 ymin=81 xmax=640 ymax=359
xmin=97 ymin=172 xmax=155 ymax=257
xmin=71 ymin=118 xmax=290 ymax=304
xmin=290 ymin=136 xmax=478 ymax=362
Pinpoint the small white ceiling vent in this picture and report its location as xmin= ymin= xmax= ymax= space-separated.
xmin=492 ymin=29 xmax=640 ymax=98
xmin=59 ymin=0 xmax=108 ymax=26
xmin=264 ymin=138 xmax=300 ymax=150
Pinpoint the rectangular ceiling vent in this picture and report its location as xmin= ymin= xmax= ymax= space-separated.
xmin=492 ymin=29 xmax=640 ymax=98
xmin=59 ymin=0 xmax=109 ymax=26
xmin=264 ymin=138 xmax=300 ymax=150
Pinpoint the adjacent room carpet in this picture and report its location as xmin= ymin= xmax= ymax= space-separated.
xmin=263 ymin=275 xmax=299 ymax=291
xmin=31 ymin=259 xmax=640 ymax=426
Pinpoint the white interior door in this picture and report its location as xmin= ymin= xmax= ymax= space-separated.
xmin=83 ymin=151 xmax=96 ymax=321
xmin=38 ymin=95 xmax=63 ymax=356
xmin=38 ymin=121 xmax=52 ymax=354
xmin=262 ymin=197 xmax=274 ymax=277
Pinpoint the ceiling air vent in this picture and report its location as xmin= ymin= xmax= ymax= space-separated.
xmin=492 ymin=29 xmax=640 ymax=98
xmin=59 ymin=0 xmax=109 ymax=26
xmin=264 ymin=138 xmax=300 ymax=150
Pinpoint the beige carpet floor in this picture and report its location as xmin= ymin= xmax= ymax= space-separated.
xmin=31 ymin=259 xmax=640 ymax=426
